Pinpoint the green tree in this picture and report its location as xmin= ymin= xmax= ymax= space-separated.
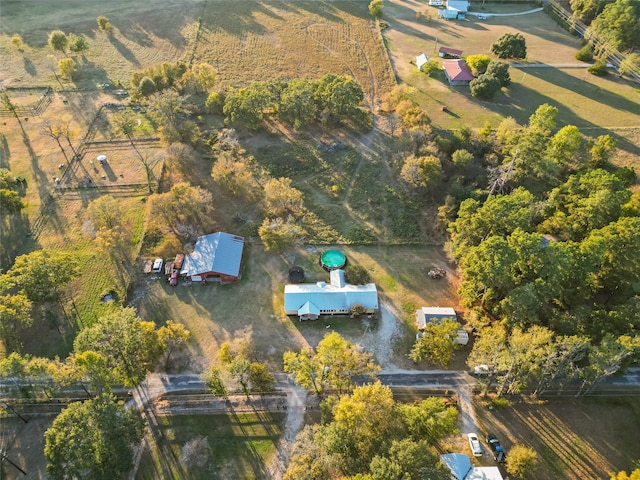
xmin=284 ymin=331 xmax=379 ymax=395
xmin=369 ymin=439 xmax=450 ymax=480
xmin=409 ymin=317 xmax=460 ymax=366
xmin=1 ymin=250 xmax=78 ymax=303
xmin=278 ymin=78 xmax=319 ymax=129
xmin=451 ymin=149 xmax=474 ymax=169
xmin=0 ymin=189 xmax=24 ymax=214
xmin=224 ymin=82 xmax=272 ymax=130
xmin=469 ymin=74 xmax=501 ymax=100
xmin=138 ymin=76 xmax=157 ymax=96
xmin=315 ymin=74 xmax=364 ymax=123
xmin=58 ymin=58 xmax=76 ymax=80
xmin=505 ymin=444 xmax=538 ymax=479
xmin=491 ymin=32 xmax=527 ymax=59
xmin=248 ymin=362 xmax=276 ymax=393
xmin=570 ymin=0 xmax=615 ymax=24
xmin=147 ymin=182 xmax=215 ymax=241
xmin=398 ymin=397 xmax=458 ymax=442
xmin=263 ymin=177 xmax=305 ymax=217
xmin=258 ymin=217 xmax=305 ymax=252
xmin=369 ymin=0 xmax=384 ymax=18
xmin=148 ymin=89 xmax=187 ymax=127
xmin=73 ymin=307 xmax=164 ymax=386
xmin=420 ymin=58 xmax=441 ymax=76
xmin=11 ymin=34 xmax=24 ymax=51
xmin=48 ymin=30 xmax=68 ymax=53
xmin=205 ymin=91 xmax=224 ymax=114
xmin=345 ymin=264 xmax=372 ymax=285
xmin=72 ymin=351 xmax=116 ymax=395
xmin=44 ymin=394 xmax=144 ymax=480
xmin=448 ymin=187 xmax=535 ymax=257
xmin=485 ymin=61 xmax=511 ymax=86
xmin=69 ymin=35 xmax=89 ymax=54
xmin=400 ymin=154 xmax=442 ymax=189
xmin=546 ymin=125 xmax=582 ymax=168
xmin=590 ymin=0 xmax=640 ymax=52
xmin=97 ymin=16 xmax=113 ymax=33
xmin=589 ymin=134 xmax=617 ymax=167
xmin=465 ymin=54 xmax=491 ymax=75
xmin=611 ymin=468 xmax=640 ymax=480
xmin=158 ymin=320 xmax=190 ymax=370
xmin=321 ymin=382 xmax=401 ymax=475
xmin=619 ymin=52 xmax=640 ymax=75
xmin=203 ymin=365 xmax=228 ymax=397
xmin=180 ymin=63 xmax=217 ymax=94
xmin=575 ymin=43 xmax=594 ymax=61
xmin=0 ymin=293 xmax=32 ymax=351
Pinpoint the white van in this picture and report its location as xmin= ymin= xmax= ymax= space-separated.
xmin=152 ymin=258 xmax=164 ymax=273
xmin=468 ymin=433 xmax=483 ymax=457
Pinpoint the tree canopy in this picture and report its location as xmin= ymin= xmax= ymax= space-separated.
xmin=48 ymin=30 xmax=68 ymax=53
xmin=284 ymin=331 xmax=379 ymax=395
xmin=73 ymin=306 xmax=165 ymax=387
xmin=44 ymin=394 xmax=144 ymax=480
xmin=491 ymin=32 xmax=527 ymax=59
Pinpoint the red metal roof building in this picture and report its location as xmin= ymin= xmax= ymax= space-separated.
xmin=442 ymin=59 xmax=475 ymax=85
xmin=438 ymin=46 xmax=463 ymax=58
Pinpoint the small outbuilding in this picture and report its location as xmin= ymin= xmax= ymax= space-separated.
xmin=416 ymin=53 xmax=430 ymax=71
xmin=438 ymin=9 xmax=459 ymax=19
xmin=180 ymin=232 xmax=244 ymax=283
xmin=416 ymin=307 xmax=457 ymax=331
xmin=446 ymin=0 xmax=470 ymax=12
xmin=438 ymin=46 xmax=463 ymax=58
xmin=443 ymin=59 xmax=475 ymax=85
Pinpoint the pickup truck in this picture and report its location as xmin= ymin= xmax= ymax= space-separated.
xmin=486 ymin=433 xmax=507 ymax=463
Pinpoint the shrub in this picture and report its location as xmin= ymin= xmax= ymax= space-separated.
xmin=469 ymin=74 xmax=501 ymax=100
xmin=491 ymin=32 xmax=526 ymax=59
xmin=369 ymin=0 xmax=384 ymax=18
xmin=575 ymin=43 xmax=594 ymax=62
xmin=588 ymin=59 xmax=609 ymax=76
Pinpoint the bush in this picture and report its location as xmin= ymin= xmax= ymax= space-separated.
xmin=205 ymin=91 xmax=224 ymax=114
xmin=369 ymin=0 xmax=384 ymax=18
xmin=469 ymin=74 xmax=501 ymax=100
xmin=575 ymin=44 xmax=594 ymax=62
xmin=588 ymin=59 xmax=609 ymax=76
xmin=491 ymin=32 xmax=526 ymax=59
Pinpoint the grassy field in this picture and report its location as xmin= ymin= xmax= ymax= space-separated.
xmin=136 ymin=412 xmax=285 ymax=480
xmin=475 ymin=396 xmax=640 ymax=480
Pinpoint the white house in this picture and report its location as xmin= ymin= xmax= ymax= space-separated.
xmin=440 ymin=453 xmax=504 ymax=480
xmin=284 ymin=269 xmax=379 ymax=320
xmin=447 ymin=0 xmax=470 ymax=12
xmin=416 ymin=307 xmax=469 ymax=345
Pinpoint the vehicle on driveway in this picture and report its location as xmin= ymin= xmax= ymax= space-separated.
xmin=468 ymin=433 xmax=483 ymax=457
xmin=486 ymin=433 xmax=507 ymax=463
xmin=152 ymin=258 xmax=163 ymax=273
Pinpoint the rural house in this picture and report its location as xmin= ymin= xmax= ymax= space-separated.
xmin=440 ymin=453 xmax=504 ymax=480
xmin=438 ymin=46 xmax=463 ymax=58
xmin=442 ymin=59 xmax=475 ymax=85
xmin=416 ymin=306 xmax=469 ymax=345
xmin=284 ymin=269 xmax=379 ymax=320
xmin=180 ymin=232 xmax=244 ymax=283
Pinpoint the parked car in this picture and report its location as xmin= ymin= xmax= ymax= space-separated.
xmin=169 ymin=272 xmax=178 ymax=286
xmin=468 ymin=433 xmax=483 ymax=457
xmin=472 ymin=364 xmax=493 ymax=375
xmin=486 ymin=433 xmax=507 ymax=463
xmin=152 ymin=258 xmax=164 ymax=273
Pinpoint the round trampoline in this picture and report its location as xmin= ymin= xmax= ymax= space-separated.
xmin=320 ymin=250 xmax=347 ymax=271
xmin=288 ymin=266 xmax=305 ymax=284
